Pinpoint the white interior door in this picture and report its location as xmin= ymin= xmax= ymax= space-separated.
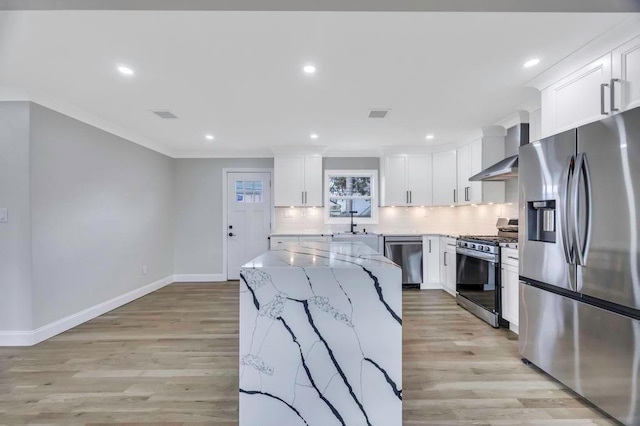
xmin=227 ymin=172 xmax=272 ymax=280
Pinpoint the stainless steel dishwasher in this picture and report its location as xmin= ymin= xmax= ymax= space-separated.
xmin=384 ymin=235 xmax=423 ymax=288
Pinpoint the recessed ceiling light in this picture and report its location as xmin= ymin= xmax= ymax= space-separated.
xmin=426 ymin=134 xmax=435 ymax=140
xmin=310 ymin=133 xmax=319 ymax=139
xmin=205 ymin=134 xmax=214 ymax=140
xmin=117 ymin=65 xmax=134 ymax=76
xmin=303 ymin=64 xmax=316 ymax=74
xmin=523 ymin=58 xmax=540 ymax=68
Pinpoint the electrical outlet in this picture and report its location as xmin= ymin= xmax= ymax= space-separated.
xmin=0 ymin=208 xmax=7 ymax=223
xmin=142 ymin=265 xmax=148 ymax=275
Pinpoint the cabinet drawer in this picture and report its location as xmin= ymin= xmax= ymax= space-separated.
xmin=501 ymin=248 xmax=519 ymax=267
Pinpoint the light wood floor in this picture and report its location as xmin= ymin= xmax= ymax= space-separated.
xmin=0 ymin=283 xmax=615 ymax=425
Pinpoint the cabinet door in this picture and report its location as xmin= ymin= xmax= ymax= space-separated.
xmin=422 ymin=236 xmax=441 ymax=288
xmin=432 ymin=150 xmax=457 ymax=206
xmin=501 ymin=263 xmax=519 ymax=326
xmin=383 ymin=155 xmax=408 ymax=206
xmin=439 ymin=237 xmax=448 ymax=289
xmin=456 ymin=145 xmax=471 ymax=205
xmin=303 ymin=155 xmax=323 ymax=206
xmin=541 ymin=53 xmax=612 ymax=137
xmin=274 ymin=156 xmax=305 ymax=206
xmin=612 ymin=34 xmax=640 ymax=112
xmin=407 ymin=154 xmax=432 ymax=206
xmin=445 ymin=247 xmax=457 ymax=296
xmin=468 ymin=139 xmax=483 ymax=204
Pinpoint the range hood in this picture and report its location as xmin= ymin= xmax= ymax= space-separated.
xmin=469 ymin=155 xmax=518 ymax=181
xmin=469 ymin=121 xmax=528 ymax=181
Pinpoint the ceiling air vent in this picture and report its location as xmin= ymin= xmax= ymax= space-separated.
xmin=151 ymin=110 xmax=178 ymax=119
xmin=368 ymin=109 xmax=390 ymax=119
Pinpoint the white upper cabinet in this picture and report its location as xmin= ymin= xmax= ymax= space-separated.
xmin=612 ymin=34 xmax=640 ymax=113
xmin=432 ymin=150 xmax=457 ymax=206
xmin=540 ymin=32 xmax=640 ymax=138
xmin=303 ymin=154 xmax=323 ymax=206
xmin=407 ymin=154 xmax=433 ymax=206
xmin=456 ymin=144 xmax=472 ymax=206
xmin=381 ymin=153 xmax=432 ymax=206
xmin=274 ymin=154 xmax=323 ymax=207
xmin=541 ymin=54 xmax=612 ymax=138
xmin=454 ymin=129 xmax=505 ymax=206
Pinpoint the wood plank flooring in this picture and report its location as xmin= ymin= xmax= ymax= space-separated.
xmin=0 ymin=283 xmax=615 ymax=425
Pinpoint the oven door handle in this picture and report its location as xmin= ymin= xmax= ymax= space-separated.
xmin=456 ymin=247 xmax=498 ymax=263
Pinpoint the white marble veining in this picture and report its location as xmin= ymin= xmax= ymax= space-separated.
xmin=240 ymin=242 xmax=402 ymax=426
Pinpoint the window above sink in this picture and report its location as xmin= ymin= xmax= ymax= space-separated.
xmin=324 ymin=170 xmax=378 ymax=225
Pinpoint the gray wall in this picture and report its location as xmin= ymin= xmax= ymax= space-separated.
xmin=173 ymin=158 xmax=273 ymax=275
xmin=0 ymin=102 xmax=33 ymax=331
xmin=29 ymin=104 xmax=175 ymax=328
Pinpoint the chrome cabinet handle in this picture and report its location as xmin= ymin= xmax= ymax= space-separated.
xmin=305 ymin=191 xmax=308 ymax=205
xmin=406 ymin=191 xmax=409 ymax=204
xmin=600 ymin=83 xmax=609 ymax=115
xmin=610 ymin=78 xmax=620 ymax=113
xmin=302 ymin=192 xmax=304 ymax=204
xmin=428 ymin=239 xmax=432 ymax=253
xmin=453 ymin=189 xmax=457 ymax=203
xmin=444 ymin=251 xmax=448 ymax=266
xmin=410 ymin=191 xmax=412 ymax=204
xmin=507 ymin=256 xmax=519 ymax=260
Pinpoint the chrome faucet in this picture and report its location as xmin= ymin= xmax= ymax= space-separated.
xmin=349 ymin=210 xmax=358 ymax=234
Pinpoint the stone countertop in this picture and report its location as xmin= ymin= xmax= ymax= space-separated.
xmin=271 ymin=232 xmax=459 ymax=238
xmin=243 ymin=241 xmax=398 ymax=269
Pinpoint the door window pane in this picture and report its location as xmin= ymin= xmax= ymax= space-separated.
xmin=236 ymin=181 xmax=264 ymax=203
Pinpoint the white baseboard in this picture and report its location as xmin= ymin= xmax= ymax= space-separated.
xmin=420 ymin=282 xmax=443 ymax=290
xmin=0 ymin=275 xmax=174 ymax=347
xmin=172 ymin=273 xmax=226 ymax=282
xmin=509 ymin=323 xmax=519 ymax=335
xmin=0 ymin=331 xmax=35 ymax=347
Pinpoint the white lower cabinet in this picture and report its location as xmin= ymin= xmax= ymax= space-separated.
xmin=501 ymin=248 xmax=519 ymax=333
xmin=440 ymin=237 xmax=457 ymax=296
xmin=421 ymin=236 xmax=440 ymax=289
xmin=270 ymin=235 xmax=329 ymax=249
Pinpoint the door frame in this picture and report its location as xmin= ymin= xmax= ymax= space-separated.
xmin=222 ymin=168 xmax=274 ymax=281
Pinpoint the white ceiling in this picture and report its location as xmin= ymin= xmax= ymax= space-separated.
xmin=0 ymin=11 xmax=634 ymax=157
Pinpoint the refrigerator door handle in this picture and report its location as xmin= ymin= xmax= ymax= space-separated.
xmin=561 ymin=155 xmax=576 ymax=267
xmin=574 ymin=153 xmax=593 ymax=267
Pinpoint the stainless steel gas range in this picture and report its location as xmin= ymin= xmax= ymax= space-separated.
xmin=455 ymin=220 xmax=518 ymax=328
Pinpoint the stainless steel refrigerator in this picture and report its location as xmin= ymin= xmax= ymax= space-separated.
xmin=519 ymin=106 xmax=640 ymax=425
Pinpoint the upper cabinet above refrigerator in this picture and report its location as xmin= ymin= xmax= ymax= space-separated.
xmin=540 ymin=33 xmax=640 ymax=139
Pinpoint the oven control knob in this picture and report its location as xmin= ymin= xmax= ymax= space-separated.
xmin=485 ymin=246 xmax=491 ymax=252
xmin=470 ymin=244 xmax=476 ymax=249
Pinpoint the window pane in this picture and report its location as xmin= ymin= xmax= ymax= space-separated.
xmin=328 ymin=198 xmax=372 ymax=218
xmin=329 ymin=176 xmax=371 ymax=197
xmin=236 ymin=181 xmax=264 ymax=203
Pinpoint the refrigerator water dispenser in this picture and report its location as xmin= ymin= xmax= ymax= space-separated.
xmin=527 ymin=200 xmax=556 ymax=243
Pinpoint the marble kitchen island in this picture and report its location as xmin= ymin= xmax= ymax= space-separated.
xmin=239 ymin=242 xmax=402 ymax=426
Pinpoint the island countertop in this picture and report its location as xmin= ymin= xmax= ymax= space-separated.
xmin=243 ymin=241 xmax=398 ymax=269
xmin=239 ymin=241 xmax=402 ymax=426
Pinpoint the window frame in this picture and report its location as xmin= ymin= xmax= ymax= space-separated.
xmin=324 ymin=169 xmax=378 ymax=225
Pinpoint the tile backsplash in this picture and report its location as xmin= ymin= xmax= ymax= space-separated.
xmin=274 ymin=203 xmax=518 ymax=235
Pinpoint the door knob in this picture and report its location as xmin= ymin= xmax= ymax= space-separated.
xmin=229 ymin=225 xmax=233 ymax=229
xmin=229 ymin=232 xmax=235 ymax=237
